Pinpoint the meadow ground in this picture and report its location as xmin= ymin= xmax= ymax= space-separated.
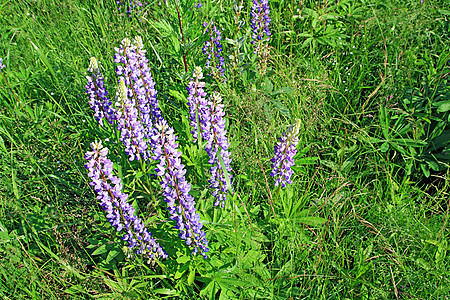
xmin=0 ymin=0 xmax=449 ymax=299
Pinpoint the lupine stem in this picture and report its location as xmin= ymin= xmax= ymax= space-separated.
xmin=175 ymin=3 xmax=188 ymax=72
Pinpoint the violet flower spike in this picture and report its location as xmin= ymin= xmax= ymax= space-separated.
xmin=114 ymin=78 xmax=148 ymax=161
xmin=85 ymin=57 xmax=115 ymax=126
xmin=270 ymin=120 xmax=301 ymax=188
xmin=202 ymin=20 xmax=225 ymax=81
xmin=205 ymin=92 xmax=233 ymax=207
xmin=151 ymin=120 xmax=209 ymax=258
xmin=251 ymin=0 xmax=271 ymax=75
xmin=251 ymin=0 xmax=271 ymax=49
xmin=187 ymin=66 xmax=210 ymax=142
xmin=115 ymin=37 xmax=160 ymax=160
xmin=84 ymin=140 xmax=167 ymax=261
xmin=0 ymin=57 xmax=4 ymax=72
xmin=116 ymin=0 xmax=144 ymax=18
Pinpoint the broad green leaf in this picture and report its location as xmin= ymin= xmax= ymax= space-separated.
xmin=92 ymin=244 xmax=108 ymax=256
xmin=188 ymin=268 xmax=195 ymax=285
xmin=297 ymin=216 xmax=327 ymax=227
xmin=106 ymin=249 xmax=121 ymax=263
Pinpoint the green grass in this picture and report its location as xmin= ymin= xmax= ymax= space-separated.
xmin=1 ymin=0 xmax=449 ymax=299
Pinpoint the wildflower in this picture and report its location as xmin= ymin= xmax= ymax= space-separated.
xmin=114 ymin=78 xmax=148 ymax=161
xmin=85 ymin=57 xmax=115 ymax=126
xmin=186 ymin=66 xmax=210 ymax=142
xmin=205 ymin=92 xmax=233 ymax=207
xmin=202 ymin=21 xmax=225 ymax=81
xmin=250 ymin=0 xmax=271 ymax=74
xmin=250 ymin=0 xmax=271 ymax=46
xmin=186 ymin=68 xmax=233 ymax=207
xmin=116 ymin=0 xmax=144 ymax=18
xmin=84 ymin=140 xmax=167 ymax=260
xmin=152 ymin=120 xmax=209 ymax=258
xmin=114 ymin=37 xmax=161 ymax=160
xmin=0 ymin=57 xmax=4 ymax=72
xmin=270 ymin=120 xmax=301 ymax=188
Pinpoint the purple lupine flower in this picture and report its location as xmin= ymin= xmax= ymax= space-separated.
xmin=251 ymin=0 xmax=271 ymax=75
xmin=116 ymin=0 xmax=144 ymax=18
xmin=114 ymin=78 xmax=148 ymax=161
xmin=186 ymin=66 xmax=210 ymax=142
xmin=202 ymin=20 xmax=225 ymax=81
xmin=194 ymin=2 xmax=202 ymax=8
xmin=85 ymin=57 xmax=115 ymax=126
xmin=205 ymin=92 xmax=233 ymax=207
xmin=270 ymin=120 xmax=301 ymax=188
xmin=251 ymin=0 xmax=271 ymax=51
xmin=133 ymin=36 xmax=162 ymax=125
xmin=0 ymin=57 xmax=4 ymax=72
xmin=114 ymin=37 xmax=161 ymax=160
xmin=186 ymin=68 xmax=233 ymax=207
xmin=84 ymin=140 xmax=167 ymax=261
xmin=152 ymin=120 xmax=209 ymax=258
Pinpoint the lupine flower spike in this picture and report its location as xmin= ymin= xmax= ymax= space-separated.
xmin=114 ymin=78 xmax=148 ymax=161
xmin=152 ymin=120 xmax=209 ymax=258
xmin=205 ymin=92 xmax=233 ymax=207
xmin=251 ymin=0 xmax=271 ymax=75
xmin=116 ymin=0 xmax=145 ymax=18
xmin=85 ymin=140 xmax=168 ymax=261
xmin=202 ymin=21 xmax=226 ymax=81
xmin=270 ymin=119 xmax=301 ymax=188
xmin=85 ymin=57 xmax=115 ymax=127
xmin=114 ymin=37 xmax=161 ymax=160
xmin=187 ymin=67 xmax=233 ymax=207
xmin=187 ymin=66 xmax=210 ymax=142
xmin=0 ymin=57 xmax=4 ymax=72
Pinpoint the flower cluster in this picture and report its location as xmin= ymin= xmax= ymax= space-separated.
xmin=270 ymin=120 xmax=300 ymax=188
xmin=187 ymin=67 xmax=233 ymax=207
xmin=202 ymin=21 xmax=225 ymax=81
xmin=251 ymin=0 xmax=271 ymax=48
xmin=251 ymin=0 xmax=271 ymax=74
xmin=205 ymin=92 xmax=233 ymax=207
xmin=84 ymin=140 xmax=167 ymax=260
xmin=187 ymin=66 xmax=209 ymax=142
xmin=0 ymin=57 xmax=4 ymax=72
xmin=85 ymin=57 xmax=115 ymax=126
xmin=114 ymin=37 xmax=161 ymax=160
xmin=152 ymin=120 xmax=209 ymax=258
xmin=114 ymin=78 xmax=148 ymax=161
xmin=115 ymin=0 xmax=144 ymax=18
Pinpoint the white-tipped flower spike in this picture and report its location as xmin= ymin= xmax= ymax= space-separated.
xmin=270 ymin=119 xmax=301 ymax=188
xmin=134 ymin=35 xmax=144 ymax=50
xmin=186 ymin=68 xmax=233 ymax=207
xmin=88 ymin=57 xmax=99 ymax=73
xmin=114 ymin=78 xmax=148 ymax=161
xmin=114 ymin=36 xmax=162 ymax=160
xmin=85 ymin=57 xmax=115 ymax=126
xmin=205 ymin=92 xmax=233 ymax=207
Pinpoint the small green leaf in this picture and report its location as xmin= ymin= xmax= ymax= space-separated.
xmin=298 ymin=216 xmax=327 ymax=227
xmin=106 ymin=249 xmax=120 ymax=263
xmin=187 ymin=268 xmax=195 ymax=285
xmin=92 ymin=244 xmax=108 ymax=256
xmin=420 ymin=163 xmax=430 ymax=178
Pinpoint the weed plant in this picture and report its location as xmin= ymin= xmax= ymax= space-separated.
xmin=0 ymin=0 xmax=449 ymax=299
